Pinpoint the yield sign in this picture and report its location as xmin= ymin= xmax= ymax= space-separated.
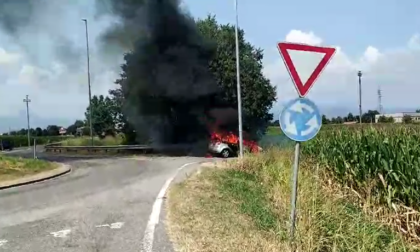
xmin=277 ymin=42 xmax=336 ymax=97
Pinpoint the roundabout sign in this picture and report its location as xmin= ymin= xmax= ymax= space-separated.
xmin=276 ymin=41 xmax=336 ymax=245
xmin=279 ymin=97 xmax=322 ymax=142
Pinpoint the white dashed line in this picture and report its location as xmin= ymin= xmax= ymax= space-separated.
xmin=50 ymin=229 xmax=71 ymax=238
xmin=96 ymin=222 xmax=124 ymax=229
xmin=0 ymin=239 xmax=7 ymax=247
xmin=141 ymin=162 xmax=197 ymax=252
xmin=110 ymin=222 xmax=124 ymax=229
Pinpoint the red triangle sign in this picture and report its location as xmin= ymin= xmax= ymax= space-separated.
xmin=277 ymin=42 xmax=336 ymax=97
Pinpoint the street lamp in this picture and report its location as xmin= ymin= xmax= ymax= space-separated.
xmin=358 ymin=71 xmax=362 ymax=123
xmin=82 ymin=19 xmax=94 ymax=146
xmin=23 ymin=95 xmax=31 ymax=147
xmin=234 ymin=0 xmax=244 ymax=158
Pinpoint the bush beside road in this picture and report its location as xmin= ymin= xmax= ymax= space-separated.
xmin=60 ymin=136 xmax=124 ymax=146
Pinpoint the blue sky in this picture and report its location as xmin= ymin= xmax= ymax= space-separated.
xmin=186 ymin=0 xmax=420 ymax=55
xmin=0 ymin=0 xmax=419 ymax=131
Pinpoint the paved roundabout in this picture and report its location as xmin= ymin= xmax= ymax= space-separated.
xmin=0 ymin=148 xmax=208 ymax=252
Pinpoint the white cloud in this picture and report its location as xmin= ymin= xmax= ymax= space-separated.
xmin=265 ymin=30 xmax=420 ymax=115
xmin=285 ymin=30 xmax=322 ymax=45
xmin=408 ymin=34 xmax=420 ymax=50
xmin=0 ymin=47 xmax=117 ymax=122
xmin=0 ymin=47 xmax=20 ymax=65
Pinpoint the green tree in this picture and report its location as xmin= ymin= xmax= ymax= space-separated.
xmin=35 ymin=127 xmax=43 ymax=136
xmin=110 ymin=15 xmax=276 ymax=141
xmin=346 ymin=113 xmax=355 ymax=122
xmin=362 ymin=110 xmax=379 ymax=123
xmin=403 ymin=114 xmax=413 ymax=124
xmin=66 ymin=120 xmax=85 ymax=135
xmin=322 ymin=114 xmax=329 ymax=124
xmin=378 ymin=115 xmax=394 ymax=123
xmin=85 ymin=95 xmax=116 ymax=138
xmin=196 ymin=16 xmax=276 ymax=137
xmin=46 ymin=125 xmax=60 ymax=136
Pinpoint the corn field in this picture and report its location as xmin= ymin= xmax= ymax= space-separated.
xmin=303 ymin=124 xmax=420 ymax=208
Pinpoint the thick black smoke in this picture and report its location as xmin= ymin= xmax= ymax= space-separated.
xmin=102 ymin=0 xmax=237 ymax=154
xmin=95 ymin=0 xmax=146 ymax=52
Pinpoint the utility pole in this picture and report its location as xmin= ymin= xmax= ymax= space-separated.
xmin=23 ymin=95 xmax=31 ymax=147
xmin=82 ymin=18 xmax=94 ymax=146
xmin=377 ymin=86 xmax=383 ymax=114
xmin=358 ymin=71 xmax=362 ymax=123
xmin=234 ymin=0 xmax=244 ymax=158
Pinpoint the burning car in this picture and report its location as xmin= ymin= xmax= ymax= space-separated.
xmin=208 ymin=131 xmax=261 ymax=158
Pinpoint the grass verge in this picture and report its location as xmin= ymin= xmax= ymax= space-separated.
xmin=61 ymin=136 xmax=124 ymax=146
xmin=0 ymin=155 xmax=58 ymax=182
xmin=166 ymin=149 xmax=418 ymax=252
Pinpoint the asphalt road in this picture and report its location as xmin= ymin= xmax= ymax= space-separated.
xmin=0 ymin=148 xmax=206 ymax=252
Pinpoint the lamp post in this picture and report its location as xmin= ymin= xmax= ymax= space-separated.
xmin=358 ymin=71 xmax=362 ymax=123
xmin=23 ymin=95 xmax=31 ymax=147
xmin=234 ymin=0 xmax=244 ymax=158
xmin=82 ymin=18 xmax=94 ymax=146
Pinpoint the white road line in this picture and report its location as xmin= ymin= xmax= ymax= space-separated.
xmin=50 ymin=229 xmax=71 ymax=238
xmin=141 ymin=162 xmax=197 ymax=252
xmin=110 ymin=222 xmax=124 ymax=229
xmin=96 ymin=222 xmax=125 ymax=229
xmin=96 ymin=224 xmax=110 ymax=228
xmin=0 ymin=239 xmax=7 ymax=247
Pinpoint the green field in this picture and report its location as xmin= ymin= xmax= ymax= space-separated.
xmin=267 ymin=124 xmax=420 ymax=208
xmin=303 ymin=124 xmax=420 ymax=208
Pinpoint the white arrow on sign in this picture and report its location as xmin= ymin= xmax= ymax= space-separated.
xmin=283 ymin=112 xmax=298 ymax=135
xmin=301 ymin=115 xmax=319 ymax=136
xmin=289 ymin=100 xmax=314 ymax=114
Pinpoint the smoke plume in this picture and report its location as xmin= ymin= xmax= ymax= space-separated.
xmin=101 ymin=0 xmax=238 ymax=154
xmin=0 ymin=0 xmax=82 ymax=71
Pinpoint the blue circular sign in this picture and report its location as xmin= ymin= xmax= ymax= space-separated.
xmin=279 ymin=97 xmax=322 ymax=142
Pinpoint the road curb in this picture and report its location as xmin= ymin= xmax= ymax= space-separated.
xmin=170 ymin=159 xmax=230 ymax=186
xmin=0 ymin=163 xmax=71 ymax=190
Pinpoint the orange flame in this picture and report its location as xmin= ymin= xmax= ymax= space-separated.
xmin=210 ymin=131 xmax=260 ymax=153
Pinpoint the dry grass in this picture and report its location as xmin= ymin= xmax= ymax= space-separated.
xmin=0 ymin=155 xmax=57 ymax=182
xmin=61 ymin=136 xmax=124 ymax=146
xmin=166 ymin=168 xmax=287 ymax=252
xmin=166 ymin=148 xmax=419 ymax=252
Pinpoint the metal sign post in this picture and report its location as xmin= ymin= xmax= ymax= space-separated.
xmin=290 ymin=141 xmax=300 ymax=240
xmin=33 ymin=138 xmax=37 ymax=159
xmin=276 ymin=42 xmax=336 ymax=248
xmin=280 ymin=97 xmax=322 ymax=244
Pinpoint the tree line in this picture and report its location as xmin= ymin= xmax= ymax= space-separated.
xmin=270 ymin=109 xmax=420 ymax=126
xmin=5 ymin=121 xmax=89 ymax=137
xmin=6 ymin=16 xmax=277 ymax=142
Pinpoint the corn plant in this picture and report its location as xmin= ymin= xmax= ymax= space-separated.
xmin=303 ymin=124 xmax=420 ymax=208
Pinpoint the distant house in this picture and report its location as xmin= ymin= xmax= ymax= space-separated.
xmin=76 ymin=127 xmax=85 ymax=136
xmin=375 ymin=112 xmax=420 ymax=123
